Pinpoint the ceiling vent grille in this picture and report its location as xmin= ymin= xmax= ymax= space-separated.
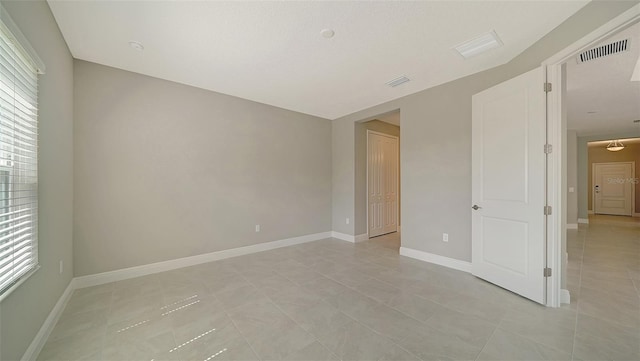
xmin=386 ymin=76 xmax=410 ymax=87
xmin=577 ymin=39 xmax=629 ymax=63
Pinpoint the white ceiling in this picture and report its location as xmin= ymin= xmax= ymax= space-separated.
xmin=567 ymin=22 xmax=640 ymax=136
xmin=48 ymin=1 xmax=588 ymax=120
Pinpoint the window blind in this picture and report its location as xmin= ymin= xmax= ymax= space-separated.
xmin=0 ymin=19 xmax=39 ymax=297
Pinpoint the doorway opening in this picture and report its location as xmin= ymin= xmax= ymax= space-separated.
xmin=546 ymin=6 xmax=640 ymax=307
xmin=354 ymin=110 xmax=401 ymax=245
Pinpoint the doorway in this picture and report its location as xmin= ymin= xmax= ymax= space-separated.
xmin=546 ymin=6 xmax=640 ymax=307
xmin=354 ymin=111 xmax=401 ymax=242
xmin=592 ymin=162 xmax=635 ymax=216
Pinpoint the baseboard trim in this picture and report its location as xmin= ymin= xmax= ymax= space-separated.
xmin=355 ymin=233 xmax=369 ymax=243
xmin=21 ymin=279 xmax=76 ymax=361
xmin=566 ymin=223 xmax=578 ymax=229
xmin=399 ymin=247 xmax=472 ymax=273
xmin=577 ymin=218 xmax=589 ymax=224
xmin=588 ymin=210 xmax=594 ymax=215
xmin=331 ymin=231 xmax=355 ymax=243
xmin=75 ymin=231 xmax=332 ymax=288
xmin=560 ymin=289 xmax=571 ymax=304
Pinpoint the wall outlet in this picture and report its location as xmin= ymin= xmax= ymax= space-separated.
xmin=569 ymin=187 xmax=575 ymax=193
xmin=59 ymin=260 xmax=63 ymax=274
xmin=346 ymin=218 xmax=350 ymax=225
xmin=442 ymin=233 xmax=449 ymax=242
xmin=255 ymin=224 xmax=260 ymax=232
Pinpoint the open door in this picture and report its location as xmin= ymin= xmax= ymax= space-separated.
xmin=471 ymin=67 xmax=547 ymax=304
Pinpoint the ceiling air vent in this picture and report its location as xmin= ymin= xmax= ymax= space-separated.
xmin=386 ymin=76 xmax=410 ymax=87
xmin=577 ymin=39 xmax=629 ymax=63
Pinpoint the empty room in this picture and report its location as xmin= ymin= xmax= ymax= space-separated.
xmin=0 ymin=1 xmax=639 ymax=360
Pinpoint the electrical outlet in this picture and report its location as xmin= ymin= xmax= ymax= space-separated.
xmin=59 ymin=260 xmax=63 ymax=274
xmin=569 ymin=187 xmax=575 ymax=193
xmin=346 ymin=218 xmax=350 ymax=225
xmin=255 ymin=224 xmax=260 ymax=232
xmin=442 ymin=233 xmax=449 ymax=242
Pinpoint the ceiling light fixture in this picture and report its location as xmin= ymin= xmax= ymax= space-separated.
xmin=320 ymin=29 xmax=335 ymax=39
xmin=386 ymin=76 xmax=410 ymax=87
xmin=454 ymin=30 xmax=503 ymax=59
xmin=128 ymin=41 xmax=144 ymax=51
xmin=606 ymin=140 xmax=625 ymax=152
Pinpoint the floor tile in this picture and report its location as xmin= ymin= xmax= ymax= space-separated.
xmin=476 ymin=329 xmax=572 ymax=361
xmin=37 ymin=221 xmax=640 ymax=361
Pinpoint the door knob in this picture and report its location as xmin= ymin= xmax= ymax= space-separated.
xmin=472 ymin=205 xmax=482 ymax=210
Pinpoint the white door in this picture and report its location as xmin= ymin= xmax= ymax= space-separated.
xmin=368 ymin=131 xmax=398 ymax=237
xmin=593 ymin=162 xmax=634 ymax=216
xmin=471 ymin=67 xmax=546 ymax=304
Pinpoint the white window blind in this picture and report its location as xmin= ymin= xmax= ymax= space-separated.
xmin=0 ymin=17 xmax=39 ymax=297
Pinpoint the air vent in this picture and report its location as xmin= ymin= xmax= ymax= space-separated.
xmin=386 ymin=76 xmax=410 ymax=87
xmin=577 ymin=39 xmax=629 ymax=63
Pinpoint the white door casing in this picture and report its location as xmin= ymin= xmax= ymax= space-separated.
xmin=593 ymin=162 xmax=634 ymax=216
xmin=472 ymin=67 xmax=547 ymax=304
xmin=367 ymin=131 xmax=398 ymax=238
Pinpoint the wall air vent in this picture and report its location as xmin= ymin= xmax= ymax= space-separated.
xmin=577 ymin=39 xmax=629 ymax=63
xmin=386 ymin=76 xmax=410 ymax=87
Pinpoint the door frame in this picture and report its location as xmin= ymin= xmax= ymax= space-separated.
xmin=544 ymin=4 xmax=640 ymax=307
xmin=366 ymin=130 xmax=399 ymax=239
xmin=592 ymin=162 xmax=635 ymax=216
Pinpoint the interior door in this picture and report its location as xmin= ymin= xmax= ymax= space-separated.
xmin=593 ymin=162 xmax=634 ymax=216
xmin=471 ymin=67 xmax=546 ymax=304
xmin=368 ymin=131 xmax=398 ymax=237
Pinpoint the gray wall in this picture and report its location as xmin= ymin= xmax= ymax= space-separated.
xmin=354 ymin=120 xmax=400 ymax=236
xmin=0 ymin=1 xmax=74 ymax=360
xmin=567 ymin=130 xmax=578 ymax=225
xmin=577 ymin=131 xmax=640 ymax=219
xmin=74 ymin=61 xmax=331 ymax=276
xmin=332 ymin=118 xmax=355 ymax=235
xmin=331 ymin=1 xmax=636 ymax=262
xmin=587 ymin=141 xmax=640 ymax=213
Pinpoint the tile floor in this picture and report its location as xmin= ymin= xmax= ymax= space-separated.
xmin=38 ymin=220 xmax=639 ymax=361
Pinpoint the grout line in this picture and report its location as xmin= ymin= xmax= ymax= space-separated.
xmin=473 ymin=326 xmax=498 ymax=361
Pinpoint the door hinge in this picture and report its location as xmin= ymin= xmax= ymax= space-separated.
xmin=544 ymin=144 xmax=553 ymax=154
xmin=544 ymin=82 xmax=552 ymax=92
xmin=544 ymin=267 xmax=552 ymax=277
xmin=544 ymin=206 xmax=552 ymax=215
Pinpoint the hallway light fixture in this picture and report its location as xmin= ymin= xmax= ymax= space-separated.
xmin=606 ymin=140 xmax=625 ymax=152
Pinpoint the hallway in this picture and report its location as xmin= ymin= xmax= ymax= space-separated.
xmin=566 ymin=216 xmax=640 ymax=360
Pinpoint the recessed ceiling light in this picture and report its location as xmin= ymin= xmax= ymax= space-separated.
xmin=320 ymin=29 xmax=335 ymax=39
xmin=128 ymin=41 xmax=144 ymax=51
xmin=454 ymin=30 xmax=503 ymax=59
xmin=386 ymin=76 xmax=410 ymax=87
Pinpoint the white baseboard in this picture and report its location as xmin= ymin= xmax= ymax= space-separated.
xmin=21 ymin=279 xmax=76 ymax=361
xmin=331 ymin=231 xmax=355 ymax=243
xmin=75 ymin=231 xmax=332 ymax=288
xmin=560 ymin=289 xmax=571 ymax=304
xmin=399 ymin=247 xmax=472 ymax=273
xmin=355 ymin=233 xmax=369 ymax=243
xmin=566 ymin=223 xmax=578 ymax=229
xmin=578 ymin=218 xmax=589 ymax=224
